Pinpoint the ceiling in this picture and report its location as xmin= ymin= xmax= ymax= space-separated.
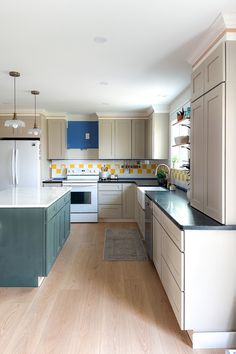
xmin=0 ymin=0 xmax=235 ymax=116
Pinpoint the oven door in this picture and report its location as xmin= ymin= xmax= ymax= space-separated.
xmin=70 ymin=184 xmax=97 ymax=213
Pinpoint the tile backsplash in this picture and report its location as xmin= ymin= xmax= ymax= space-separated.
xmin=170 ymin=168 xmax=190 ymax=190
xmin=50 ymin=160 xmax=163 ymax=179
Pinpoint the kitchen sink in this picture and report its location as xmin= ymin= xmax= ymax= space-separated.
xmin=137 ymin=186 xmax=167 ymax=210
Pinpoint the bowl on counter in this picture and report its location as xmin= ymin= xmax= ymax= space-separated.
xmin=99 ymin=171 xmax=110 ymax=180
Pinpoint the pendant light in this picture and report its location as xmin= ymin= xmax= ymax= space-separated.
xmin=28 ymin=90 xmax=41 ymax=136
xmin=4 ymin=71 xmax=26 ymax=129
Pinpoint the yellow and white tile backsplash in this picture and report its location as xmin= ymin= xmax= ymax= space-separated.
xmin=170 ymin=168 xmax=190 ymax=190
xmin=50 ymin=160 xmax=161 ymax=179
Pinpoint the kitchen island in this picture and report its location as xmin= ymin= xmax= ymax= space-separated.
xmin=0 ymin=187 xmax=71 ymax=287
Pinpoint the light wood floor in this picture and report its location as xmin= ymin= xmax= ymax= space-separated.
xmin=0 ymin=223 xmax=224 ymax=354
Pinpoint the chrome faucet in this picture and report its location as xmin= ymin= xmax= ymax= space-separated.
xmin=155 ymin=164 xmax=171 ymax=187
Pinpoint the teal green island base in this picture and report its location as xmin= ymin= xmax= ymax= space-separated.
xmin=0 ymin=190 xmax=71 ymax=287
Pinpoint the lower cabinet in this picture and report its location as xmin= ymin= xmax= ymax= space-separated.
xmin=98 ymin=183 xmax=135 ymax=220
xmin=45 ymin=198 xmax=70 ymax=275
xmin=152 ymin=201 xmax=236 ymax=339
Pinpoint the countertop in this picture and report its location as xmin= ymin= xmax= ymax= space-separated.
xmin=0 ymin=187 xmax=71 ymax=208
xmin=98 ymin=178 xmax=162 ymax=186
xmin=146 ymin=189 xmax=236 ymax=230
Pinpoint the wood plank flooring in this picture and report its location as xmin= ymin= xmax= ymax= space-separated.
xmin=0 ymin=223 xmax=224 ymax=354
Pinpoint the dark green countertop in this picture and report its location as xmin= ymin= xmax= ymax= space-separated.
xmin=146 ymin=189 xmax=236 ymax=230
xmin=98 ymin=178 xmax=161 ymax=186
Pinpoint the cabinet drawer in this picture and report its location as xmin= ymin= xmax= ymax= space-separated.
xmin=153 ymin=203 xmax=163 ymax=223
xmin=46 ymin=202 xmax=58 ymax=221
xmin=99 ymin=183 xmax=122 ymax=191
xmin=161 ymin=213 xmax=184 ymax=251
xmin=162 ymin=258 xmax=184 ymax=329
xmin=99 ymin=205 xmax=122 ymax=219
xmin=99 ymin=191 xmax=122 ymax=205
xmin=162 ymin=229 xmax=184 ymax=290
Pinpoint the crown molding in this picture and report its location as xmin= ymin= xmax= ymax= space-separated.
xmin=152 ymin=104 xmax=169 ymax=113
xmin=187 ymin=12 xmax=236 ymax=67
xmin=96 ymin=107 xmax=153 ymax=119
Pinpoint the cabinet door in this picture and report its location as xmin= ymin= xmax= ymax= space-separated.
xmin=99 ymin=119 xmax=115 ymax=159
xmin=203 ymin=84 xmax=225 ymax=223
xmin=15 ymin=117 xmax=39 ymax=137
xmin=64 ymin=202 xmax=71 ymax=240
xmin=123 ymin=183 xmax=135 ymax=219
xmin=47 ymin=119 xmax=67 ymax=159
xmin=131 ymin=119 xmax=145 ymax=159
xmin=145 ymin=118 xmax=152 ymax=159
xmin=114 ymin=119 xmax=131 ymax=159
xmin=153 ymin=215 xmax=162 ymax=279
xmin=191 ymin=62 xmax=204 ymax=101
xmin=152 ymin=113 xmax=169 ymax=159
xmin=45 ymin=216 xmax=57 ymax=275
xmin=204 ymin=42 xmax=225 ymax=93
xmin=190 ymin=97 xmax=204 ymax=212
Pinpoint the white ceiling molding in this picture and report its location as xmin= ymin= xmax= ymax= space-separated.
xmin=96 ymin=108 xmax=153 ymax=119
xmin=187 ymin=12 xmax=236 ymax=67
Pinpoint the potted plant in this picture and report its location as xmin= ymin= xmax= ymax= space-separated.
xmin=156 ymin=169 xmax=167 ymax=187
xmin=177 ymin=107 xmax=185 ymax=122
xmin=172 ymin=155 xmax=179 ymax=168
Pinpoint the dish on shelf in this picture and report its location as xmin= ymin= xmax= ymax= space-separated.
xmin=174 ymin=135 xmax=190 ymax=145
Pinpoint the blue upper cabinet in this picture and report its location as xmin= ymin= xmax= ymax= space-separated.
xmin=67 ymin=121 xmax=99 ymax=149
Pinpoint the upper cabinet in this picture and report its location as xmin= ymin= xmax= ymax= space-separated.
xmin=145 ymin=113 xmax=169 ymax=160
xmin=191 ymin=42 xmax=225 ymax=102
xmin=131 ymin=119 xmax=145 ymax=159
xmin=67 ymin=121 xmax=98 ymax=149
xmin=47 ymin=119 xmax=67 ymax=159
xmin=190 ymin=41 xmax=236 ymax=224
xmin=99 ymin=119 xmax=115 ymax=159
xmin=0 ymin=116 xmax=39 ymax=138
xmin=114 ymin=119 xmax=132 ymax=159
xmin=99 ymin=118 xmax=146 ymax=159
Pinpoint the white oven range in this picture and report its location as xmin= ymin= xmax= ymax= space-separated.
xmin=62 ymin=168 xmax=99 ymax=222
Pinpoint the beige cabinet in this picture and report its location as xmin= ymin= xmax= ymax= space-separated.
xmin=191 ymin=42 xmax=225 ymax=102
xmin=146 ymin=113 xmax=169 ymax=159
xmin=98 ymin=183 xmax=135 ymax=220
xmin=203 ymin=84 xmax=225 ymax=223
xmin=47 ymin=119 xmax=67 ymax=159
xmin=190 ymin=41 xmax=236 ymax=224
xmin=0 ymin=116 xmax=38 ymax=138
xmin=123 ymin=183 xmax=135 ymax=219
xmin=98 ymin=119 xmax=115 ymax=159
xmin=114 ymin=119 xmax=131 ymax=159
xmin=191 ymin=62 xmax=204 ymax=102
xmin=131 ymin=119 xmax=145 ymax=159
xmin=190 ymin=97 xmax=204 ymax=212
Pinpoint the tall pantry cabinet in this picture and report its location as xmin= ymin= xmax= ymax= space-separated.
xmin=190 ymin=41 xmax=236 ymax=224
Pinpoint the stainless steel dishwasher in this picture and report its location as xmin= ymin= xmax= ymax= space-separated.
xmin=145 ymin=195 xmax=153 ymax=260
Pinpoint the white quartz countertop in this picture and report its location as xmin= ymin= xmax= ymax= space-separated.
xmin=0 ymin=187 xmax=71 ymax=208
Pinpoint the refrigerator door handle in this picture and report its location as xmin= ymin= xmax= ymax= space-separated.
xmin=12 ymin=148 xmax=15 ymax=185
xmin=15 ymin=148 xmax=19 ymax=185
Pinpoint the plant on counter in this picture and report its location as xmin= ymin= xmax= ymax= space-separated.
xmin=156 ymin=169 xmax=167 ymax=187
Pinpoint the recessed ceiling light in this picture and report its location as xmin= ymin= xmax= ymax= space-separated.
xmin=94 ymin=36 xmax=108 ymax=43
xmin=157 ymin=94 xmax=167 ymax=98
xmin=99 ymin=81 xmax=109 ymax=86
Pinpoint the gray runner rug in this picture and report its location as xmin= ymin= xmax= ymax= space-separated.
xmin=104 ymin=228 xmax=148 ymax=261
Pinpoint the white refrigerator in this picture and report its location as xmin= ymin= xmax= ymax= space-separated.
xmin=0 ymin=140 xmax=40 ymax=189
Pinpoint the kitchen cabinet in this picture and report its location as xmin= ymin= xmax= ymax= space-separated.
xmin=67 ymin=121 xmax=98 ymax=149
xmin=145 ymin=113 xmax=169 ymax=160
xmin=114 ymin=119 xmax=131 ymax=159
xmin=47 ymin=119 xmax=67 ymax=159
xmin=191 ymin=42 xmax=225 ymax=102
xmin=98 ymin=183 xmax=135 ymax=220
xmin=190 ymin=40 xmax=236 ymax=224
xmin=0 ymin=191 xmax=71 ymax=286
xmin=0 ymin=116 xmax=39 ymax=138
xmin=99 ymin=119 xmax=115 ymax=159
xmin=123 ymin=183 xmax=135 ymax=219
xmin=99 ymin=118 xmax=146 ymax=159
xmin=131 ymin=119 xmax=145 ymax=159
xmin=152 ymin=210 xmax=162 ymax=278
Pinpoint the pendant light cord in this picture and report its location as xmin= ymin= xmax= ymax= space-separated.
xmin=13 ymin=76 xmax=16 ymax=119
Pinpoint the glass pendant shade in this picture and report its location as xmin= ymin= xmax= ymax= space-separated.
xmin=4 ymin=72 xmax=25 ymax=129
xmin=28 ymin=90 xmax=41 ymax=136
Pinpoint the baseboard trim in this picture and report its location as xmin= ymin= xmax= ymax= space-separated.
xmin=191 ymin=331 xmax=236 ymax=349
